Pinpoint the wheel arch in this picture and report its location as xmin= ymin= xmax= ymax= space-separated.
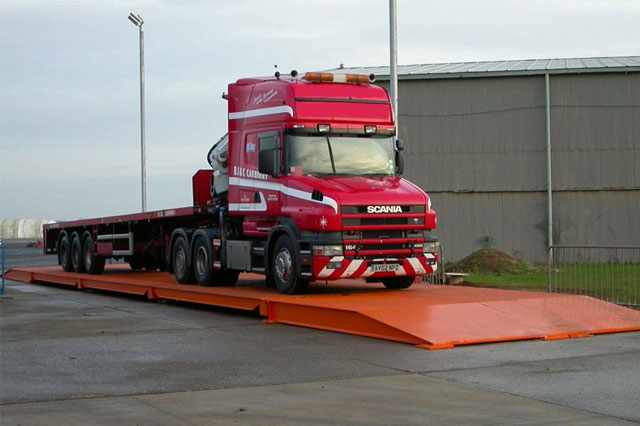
xmin=69 ymin=230 xmax=82 ymax=243
xmin=265 ymin=220 xmax=301 ymax=276
xmin=56 ymin=230 xmax=70 ymax=264
xmin=57 ymin=230 xmax=69 ymax=250
xmin=81 ymin=230 xmax=92 ymax=244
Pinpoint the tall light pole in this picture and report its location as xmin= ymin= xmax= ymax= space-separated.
xmin=128 ymin=12 xmax=147 ymax=212
xmin=389 ymin=0 xmax=398 ymax=135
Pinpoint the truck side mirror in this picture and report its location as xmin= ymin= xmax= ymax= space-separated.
xmin=395 ymin=151 xmax=404 ymax=175
xmin=258 ymin=149 xmax=280 ymax=178
xmin=395 ymin=139 xmax=404 ymax=175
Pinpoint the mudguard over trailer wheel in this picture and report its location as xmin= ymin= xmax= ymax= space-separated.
xmin=272 ymin=234 xmax=309 ymax=294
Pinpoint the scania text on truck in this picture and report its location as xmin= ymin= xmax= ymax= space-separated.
xmin=44 ymin=71 xmax=438 ymax=294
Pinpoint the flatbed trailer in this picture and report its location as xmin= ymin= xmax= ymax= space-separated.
xmin=43 ymin=172 xmax=215 ymax=274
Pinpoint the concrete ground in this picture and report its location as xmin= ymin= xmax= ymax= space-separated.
xmin=1 ymin=240 xmax=639 ymax=425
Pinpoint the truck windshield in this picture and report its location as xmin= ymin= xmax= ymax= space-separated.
xmin=285 ymin=135 xmax=395 ymax=177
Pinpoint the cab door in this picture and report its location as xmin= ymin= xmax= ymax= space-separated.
xmin=256 ymin=130 xmax=282 ymax=216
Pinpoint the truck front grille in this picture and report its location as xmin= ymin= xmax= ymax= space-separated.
xmin=341 ymin=205 xmax=426 ymax=259
xmin=341 ymin=204 xmax=425 ymax=231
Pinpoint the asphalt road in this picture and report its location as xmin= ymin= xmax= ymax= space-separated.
xmin=1 ymin=240 xmax=639 ymax=425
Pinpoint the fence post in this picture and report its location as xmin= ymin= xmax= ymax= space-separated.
xmin=1 ymin=239 xmax=5 ymax=296
xmin=547 ymin=245 xmax=552 ymax=293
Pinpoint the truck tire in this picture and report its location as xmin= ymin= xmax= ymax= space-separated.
xmin=271 ymin=234 xmax=309 ymax=294
xmin=173 ymin=236 xmax=194 ymax=284
xmin=59 ymin=235 xmax=73 ymax=272
xmin=70 ymin=233 xmax=86 ymax=273
xmin=217 ymin=269 xmax=240 ymax=286
xmin=83 ymin=235 xmax=105 ymax=275
xmin=128 ymin=256 xmax=144 ymax=270
xmin=193 ymin=236 xmax=214 ymax=286
xmin=144 ymin=259 xmax=159 ymax=271
xmin=193 ymin=236 xmax=240 ymax=286
xmin=382 ymin=276 xmax=415 ymax=289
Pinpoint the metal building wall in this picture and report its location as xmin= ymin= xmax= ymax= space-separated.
xmin=383 ymin=72 xmax=640 ymax=263
xmin=550 ymin=73 xmax=640 ymax=250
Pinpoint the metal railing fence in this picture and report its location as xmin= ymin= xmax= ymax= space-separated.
xmin=548 ymin=245 xmax=639 ymax=307
xmin=421 ymin=243 xmax=445 ymax=285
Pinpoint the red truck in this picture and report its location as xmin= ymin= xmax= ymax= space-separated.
xmin=44 ymin=71 xmax=438 ymax=294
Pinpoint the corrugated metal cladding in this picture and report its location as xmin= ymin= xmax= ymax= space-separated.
xmin=370 ymin=63 xmax=639 ymax=263
xmin=431 ymin=191 xmax=639 ymax=264
xmin=379 ymin=77 xmax=548 ymax=192
xmin=551 ymin=73 xmax=640 ymax=190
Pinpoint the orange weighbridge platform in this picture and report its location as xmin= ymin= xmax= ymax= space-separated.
xmin=6 ymin=266 xmax=640 ymax=350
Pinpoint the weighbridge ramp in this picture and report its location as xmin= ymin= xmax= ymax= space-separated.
xmin=6 ymin=266 xmax=640 ymax=350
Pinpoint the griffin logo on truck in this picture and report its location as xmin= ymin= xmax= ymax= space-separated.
xmin=367 ymin=205 xmax=403 ymax=213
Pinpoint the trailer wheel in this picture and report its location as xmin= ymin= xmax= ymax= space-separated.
xmin=83 ymin=235 xmax=105 ymax=275
xmin=70 ymin=233 xmax=86 ymax=273
xmin=59 ymin=235 xmax=73 ymax=272
xmin=382 ymin=276 xmax=415 ymax=289
xmin=272 ymin=235 xmax=308 ymax=294
xmin=173 ymin=236 xmax=194 ymax=284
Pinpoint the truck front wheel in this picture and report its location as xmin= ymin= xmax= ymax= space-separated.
xmin=173 ymin=237 xmax=194 ymax=284
xmin=382 ymin=276 xmax=415 ymax=289
xmin=271 ymin=235 xmax=308 ymax=294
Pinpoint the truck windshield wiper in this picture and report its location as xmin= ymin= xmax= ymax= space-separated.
xmin=360 ymin=173 xmax=388 ymax=178
xmin=315 ymin=172 xmax=351 ymax=178
xmin=325 ymin=136 xmax=336 ymax=174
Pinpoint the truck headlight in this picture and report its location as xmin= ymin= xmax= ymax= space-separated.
xmin=423 ymin=241 xmax=439 ymax=254
xmin=312 ymin=245 xmax=343 ymax=256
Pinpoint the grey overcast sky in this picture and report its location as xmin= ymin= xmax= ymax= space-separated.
xmin=1 ymin=0 xmax=639 ymax=220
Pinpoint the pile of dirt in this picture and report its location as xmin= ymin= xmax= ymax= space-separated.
xmin=448 ymin=248 xmax=542 ymax=274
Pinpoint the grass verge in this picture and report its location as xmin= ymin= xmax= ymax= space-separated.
xmin=460 ymin=264 xmax=639 ymax=306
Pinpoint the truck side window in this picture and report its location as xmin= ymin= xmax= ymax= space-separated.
xmin=259 ymin=131 xmax=279 ymax=152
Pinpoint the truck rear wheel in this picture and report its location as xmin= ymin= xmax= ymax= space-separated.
xmin=70 ymin=233 xmax=86 ymax=273
xmin=193 ymin=236 xmax=240 ymax=286
xmin=193 ymin=236 xmax=214 ymax=286
xmin=59 ymin=235 xmax=73 ymax=272
xmin=83 ymin=235 xmax=105 ymax=275
xmin=382 ymin=276 xmax=415 ymax=289
xmin=173 ymin=236 xmax=194 ymax=284
xmin=271 ymin=234 xmax=308 ymax=294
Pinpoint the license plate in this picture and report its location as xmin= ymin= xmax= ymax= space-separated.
xmin=370 ymin=263 xmax=401 ymax=272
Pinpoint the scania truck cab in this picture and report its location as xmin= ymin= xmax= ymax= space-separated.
xmin=219 ymin=71 xmax=438 ymax=293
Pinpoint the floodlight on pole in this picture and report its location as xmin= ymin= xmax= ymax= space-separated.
xmin=129 ymin=12 xmax=147 ymax=212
